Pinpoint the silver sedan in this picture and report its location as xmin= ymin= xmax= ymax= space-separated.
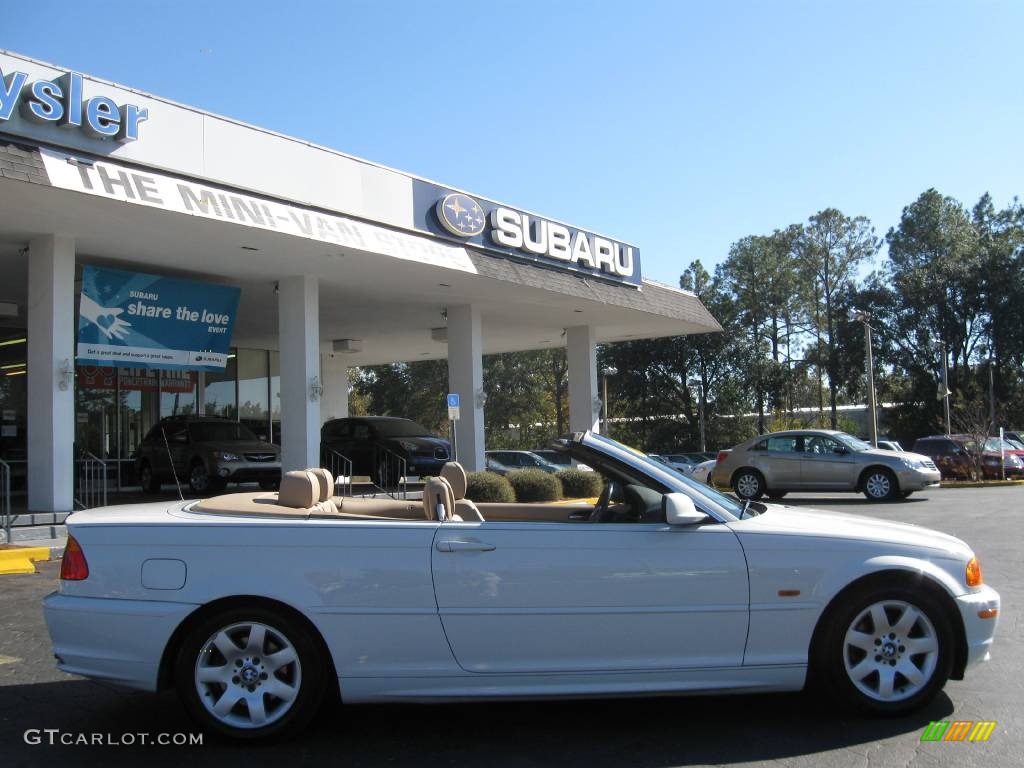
xmin=710 ymin=430 xmax=941 ymax=501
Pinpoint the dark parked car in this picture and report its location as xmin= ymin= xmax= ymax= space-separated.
xmin=135 ymin=416 xmax=281 ymax=494
xmin=911 ymin=435 xmax=978 ymax=480
xmin=320 ymin=417 xmax=450 ymax=486
xmin=912 ymin=434 xmax=1024 ymax=480
xmin=485 ymin=450 xmax=561 ymax=473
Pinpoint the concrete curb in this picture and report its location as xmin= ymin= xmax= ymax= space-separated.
xmin=0 ymin=546 xmax=52 ymax=575
xmin=938 ymin=480 xmax=1024 ymax=489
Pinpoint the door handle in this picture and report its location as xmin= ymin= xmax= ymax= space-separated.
xmin=567 ymin=511 xmax=590 ymax=520
xmin=435 ymin=538 xmax=496 ymax=553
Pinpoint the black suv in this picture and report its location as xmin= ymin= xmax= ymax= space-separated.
xmin=320 ymin=417 xmax=450 ymax=486
xmin=135 ymin=416 xmax=281 ymax=494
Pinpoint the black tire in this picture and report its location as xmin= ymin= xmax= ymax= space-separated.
xmin=259 ymin=479 xmax=280 ymax=491
xmin=732 ymin=468 xmax=765 ymax=500
xmin=174 ymin=604 xmax=328 ymax=741
xmin=861 ymin=468 xmax=898 ymax=502
xmin=813 ymin=583 xmax=953 ymax=716
xmin=188 ymin=462 xmax=224 ymax=494
xmin=766 ymin=491 xmax=788 ymax=500
xmin=138 ymin=462 xmax=161 ymax=493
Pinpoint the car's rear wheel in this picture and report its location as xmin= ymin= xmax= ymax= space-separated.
xmin=862 ymin=468 xmax=897 ymax=501
xmin=816 ymin=585 xmax=952 ymax=715
xmin=732 ymin=469 xmax=765 ymax=500
xmin=175 ymin=606 xmax=327 ymax=741
xmin=138 ymin=462 xmax=160 ymax=493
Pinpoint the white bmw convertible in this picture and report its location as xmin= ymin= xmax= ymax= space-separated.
xmin=44 ymin=432 xmax=1000 ymax=740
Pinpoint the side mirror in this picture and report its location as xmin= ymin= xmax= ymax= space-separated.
xmin=663 ymin=492 xmax=707 ymax=526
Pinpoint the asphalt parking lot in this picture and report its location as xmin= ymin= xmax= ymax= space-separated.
xmin=0 ymin=485 xmax=1019 ymax=767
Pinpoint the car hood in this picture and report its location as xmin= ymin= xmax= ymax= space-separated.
xmin=386 ymin=435 xmax=450 ymax=450
xmin=196 ymin=441 xmax=279 ymax=454
xmin=859 ymin=448 xmax=932 ymax=464
xmin=729 ymin=504 xmax=971 ymax=557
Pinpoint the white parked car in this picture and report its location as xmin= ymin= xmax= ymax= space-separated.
xmin=44 ymin=432 xmax=1000 ymax=741
xmin=688 ymin=458 xmax=717 ymax=484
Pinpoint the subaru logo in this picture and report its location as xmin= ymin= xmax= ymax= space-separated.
xmin=436 ymin=193 xmax=485 ymax=237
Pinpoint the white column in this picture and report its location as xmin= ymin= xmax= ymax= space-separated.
xmin=278 ymin=276 xmax=320 ymax=472
xmin=27 ymin=235 xmax=75 ymax=514
xmin=567 ymin=325 xmax=600 ymax=435
xmin=319 ymin=354 xmax=349 ymax=425
xmin=447 ymin=304 xmax=485 ymax=471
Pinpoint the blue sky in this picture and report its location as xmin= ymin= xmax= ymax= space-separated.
xmin=5 ymin=1 xmax=1022 ymax=285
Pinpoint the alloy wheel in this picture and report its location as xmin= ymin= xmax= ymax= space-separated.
xmin=735 ymin=472 xmax=761 ymax=499
xmin=864 ymin=472 xmax=892 ymax=499
xmin=194 ymin=621 xmax=302 ymax=730
xmin=842 ymin=600 xmax=939 ymax=702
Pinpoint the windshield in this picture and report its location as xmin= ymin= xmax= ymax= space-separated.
xmin=585 ymin=433 xmax=747 ymax=518
xmin=373 ymin=419 xmax=432 ymax=438
xmin=985 ymin=437 xmax=1018 ymax=452
xmin=189 ymin=421 xmax=259 ymax=443
xmin=835 ymin=432 xmax=873 ymax=451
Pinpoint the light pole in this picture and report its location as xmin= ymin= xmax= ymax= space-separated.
xmin=601 ymin=367 xmax=616 ymax=436
xmin=855 ymin=311 xmax=878 ymax=448
xmin=937 ymin=341 xmax=951 ymax=436
xmin=687 ymin=378 xmax=706 ymax=453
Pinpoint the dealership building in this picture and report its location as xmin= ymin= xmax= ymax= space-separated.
xmin=0 ymin=49 xmax=719 ymax=519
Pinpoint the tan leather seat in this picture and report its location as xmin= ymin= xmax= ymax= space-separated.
xmin=307 ymin=468 xmax=336 ymax=502
xmin=278 ymin=470 xmax=319 ymax=508
xmin=440 ymin=462 xmax=483 ymax=521
xmin=423 ymin=476 xmax=458 ymax=521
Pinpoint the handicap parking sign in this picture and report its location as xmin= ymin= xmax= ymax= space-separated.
xmin=447 ymin=394 xmax=460 ymax=408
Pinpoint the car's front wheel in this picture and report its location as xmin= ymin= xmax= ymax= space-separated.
xmin=189 ymin=462 xmax=224 ymax=494
xmin=175 ymin=605 xmax=328 ymax=740
xmin=816 ymin=585 xmax=952 ymax=715
xmin=732 ymin=469 xmax=765 ymax=500
xmin=862 ymin=468 xmax=898 ymax=501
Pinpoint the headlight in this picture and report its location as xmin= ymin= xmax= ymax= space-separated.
xmin=214 ymin=451 xmax=241 ymax=461
xmin=965 ymin=556 xmax=983 ymax=587
xmin=397 ymin=440 xmax=419 ymax=452
xmin=1007 ymin=455 xmax=1023 ymax=467
xmin=900 ymin=458 xmax=925 ymax=470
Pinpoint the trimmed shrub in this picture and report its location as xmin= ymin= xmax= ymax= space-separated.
xmin=506 ymin=468 xmax=563 ymax=502
xmin=465 ymin=471 xmax=515 ymax=503
xmin=556 ymin=468 xmax=603 ymax=499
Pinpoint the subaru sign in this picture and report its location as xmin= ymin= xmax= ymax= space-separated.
xmin=77 ymin=266 xmax=240 ymax=371
xmin=414 ymin=181 xmax=641 ymax=286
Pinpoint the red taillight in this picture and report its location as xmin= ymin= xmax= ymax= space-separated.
xmin=60 ymin=535 xmax=89 ymax=581
xmin=716 ymin=451 xmax=729 ymax=464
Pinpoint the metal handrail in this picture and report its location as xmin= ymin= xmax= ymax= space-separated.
xmin=322 ymin=447 xmax=353 ymax=499
xmin=75 ymin=452 xmax=109 ymax=510
xmin=1 ymin=459 xmax=10 ymax=543
xmin=374 ymin=444 xmax=408 ymax=500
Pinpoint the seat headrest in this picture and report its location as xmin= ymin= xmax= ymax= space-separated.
xmin=278 ymin=471 xmax=318 ymax=509
xmin=308 ymin=468 xmax=334 ymax=502
xmin=440 ymin=462 xmax=468 ymax=500
xmin=423 ymin=476 xmax=457 ymax=521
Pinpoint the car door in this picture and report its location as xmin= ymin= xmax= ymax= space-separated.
xmin=431 ymin=508 xmax=749 ymax=674
xmin=752 ymin=435 xmax=804 ymax=488
xmin=800 ymin=434 xmax=858 ymax=489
